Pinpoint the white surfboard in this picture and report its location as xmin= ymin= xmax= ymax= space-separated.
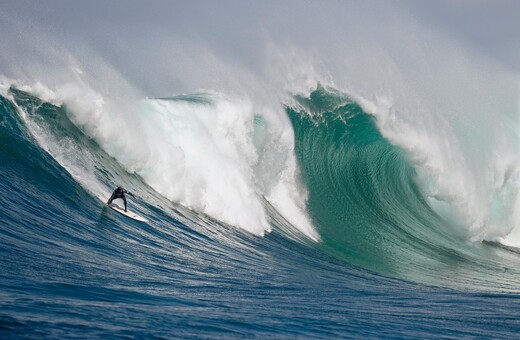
xmin=107 ymin=202 xmax=148 ymax=222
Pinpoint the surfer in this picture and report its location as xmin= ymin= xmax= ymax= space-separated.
xmin=106 ymin=186 xmax=137 ymax=212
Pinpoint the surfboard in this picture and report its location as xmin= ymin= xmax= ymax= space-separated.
xmin=107 ymin=202 xmax=148 ymax=222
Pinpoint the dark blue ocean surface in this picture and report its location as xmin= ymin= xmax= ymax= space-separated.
xmin=2 ymin=89 xmax=520 ymax=339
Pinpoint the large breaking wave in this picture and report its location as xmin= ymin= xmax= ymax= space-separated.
xmin=3 ymin=80 xmax=520 ymax=291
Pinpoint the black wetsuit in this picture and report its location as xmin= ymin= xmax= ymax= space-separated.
xmin=107 ymin=187 xmax=135 ymax=211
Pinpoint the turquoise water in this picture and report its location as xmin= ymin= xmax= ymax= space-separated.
xmin=2 ymin=87 xmax=520 ymax=338
xmin=289 ymin=85 xmax=520 ymax=290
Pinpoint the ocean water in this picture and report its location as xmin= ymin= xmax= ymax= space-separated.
xmin=2 ymin=1 xmax=520 ymax=338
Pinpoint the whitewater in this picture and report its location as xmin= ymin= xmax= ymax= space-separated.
xmin=2 ymin=1 xmax=520 ymax=338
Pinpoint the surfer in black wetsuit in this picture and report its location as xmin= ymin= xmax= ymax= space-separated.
xmin=106 ymin=186 xmax=137 ymax=212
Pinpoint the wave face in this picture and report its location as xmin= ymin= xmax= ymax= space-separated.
xmin=288 ymin=85 xmax=520 ymax=288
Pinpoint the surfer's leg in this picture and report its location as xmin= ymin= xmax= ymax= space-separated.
xmin=123 ymin=196 xmax=127 ymax=212
xmin=107 ymin=192 xmax=116 ymax=205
